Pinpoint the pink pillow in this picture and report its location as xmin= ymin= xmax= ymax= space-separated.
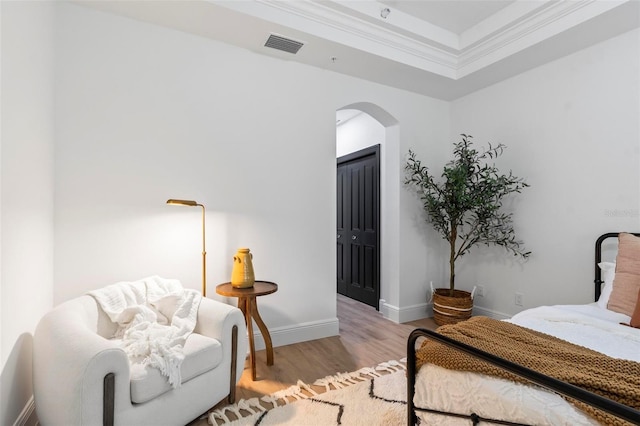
xmin=630 ymin=289 xmax=640 ymax=328
xmin=608 ymin=233 xmax=640 ymax=316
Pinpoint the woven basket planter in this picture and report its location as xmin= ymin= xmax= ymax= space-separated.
xmin=432 ymin=288 xmax=473 ymax=326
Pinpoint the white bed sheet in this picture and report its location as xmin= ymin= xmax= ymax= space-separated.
xmin=509 ymin=304 xmax=639 ymax=362
xmin=414 ymin=304 xmax=640 ymax=425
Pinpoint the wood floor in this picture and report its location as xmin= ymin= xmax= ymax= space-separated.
xmin=194 ymin=294 xmax=437 ymax=424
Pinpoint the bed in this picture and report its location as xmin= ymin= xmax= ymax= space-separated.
xmin=407 ymin=232 xmax=640 ymax=425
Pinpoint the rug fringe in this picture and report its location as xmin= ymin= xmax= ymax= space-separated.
xmin=208 ymin=359 xmax=406 ymax=425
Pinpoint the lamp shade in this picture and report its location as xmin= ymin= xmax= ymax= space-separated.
xmin=166 ymin=199 xmax=199 ymax=207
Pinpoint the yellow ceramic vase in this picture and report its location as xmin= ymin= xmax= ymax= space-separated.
xmin=231 ymin=248 xmax=255 ymax=288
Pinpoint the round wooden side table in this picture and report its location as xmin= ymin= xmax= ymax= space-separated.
xmin=216 ymin=281 xmax=278 ymax=381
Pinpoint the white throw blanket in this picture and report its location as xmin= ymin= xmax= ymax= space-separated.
xmin=88 ymin=276 xmax=202 ymax=388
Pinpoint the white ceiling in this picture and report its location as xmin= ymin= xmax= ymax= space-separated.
xmin=77 ymin=0 xmax=640 ymax=100
xmin=380 ymin=0 xmax=517 ymax=34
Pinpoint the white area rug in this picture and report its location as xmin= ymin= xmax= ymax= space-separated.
xmin=209 ymin=360 xmax=407 ymax=425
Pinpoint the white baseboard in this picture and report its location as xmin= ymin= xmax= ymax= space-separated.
xmin=13 ymin=395 xmax=37 ymax=426
xmin=250 ymin=317 xmax=340 ymax=350
xmin=381 ymin=301 xmax=431 ymax=323
xmin=472 ymin=305 xmax=510 ymax=320
xmin=380 ymin=300 xmax=511 ymax=323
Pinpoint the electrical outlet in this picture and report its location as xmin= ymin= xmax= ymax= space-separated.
xmin=515 ymin=292 xmax=524 ymax=306
xmin=476 ymin=285 xmax=485 ymax=297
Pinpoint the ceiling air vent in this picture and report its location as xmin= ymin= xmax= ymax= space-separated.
xmin=264 ymin=34 xmax=304 ymax=54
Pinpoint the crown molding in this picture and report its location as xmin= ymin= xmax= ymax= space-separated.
xmin=215 ymin=0 xmax=630 ymax=80
xmin=218 ymin=0 xmax=459 ymax=78
xmin=457 ymin=0 xmax=628 ymax=77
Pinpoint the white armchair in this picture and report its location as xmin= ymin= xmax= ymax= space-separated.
xmin=33 ymin=290 xmax=247 ymax=426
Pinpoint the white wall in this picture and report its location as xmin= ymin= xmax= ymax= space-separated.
xmin=450 ymin=28 xmax=640 ymax=317
xmin=336 ymin=111 xmax=384 ymax=157
xmin=0 ymin=1 xmax=55 ymax=424
xmin=53 ymin=2 xmax=449 ymax=346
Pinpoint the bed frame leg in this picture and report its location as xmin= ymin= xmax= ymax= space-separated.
xmin=407 ymin=329 xmax=422 ymax=426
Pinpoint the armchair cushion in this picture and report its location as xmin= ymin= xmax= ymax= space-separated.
xmin=130 ymin=333 xmax=223 ymax=404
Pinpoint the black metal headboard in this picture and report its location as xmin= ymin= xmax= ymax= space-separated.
xmin=594 ymin=232 xmax=640 ymax=301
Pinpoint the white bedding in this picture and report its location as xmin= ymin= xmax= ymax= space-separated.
xmin=509 ymin=304 xmax=639 ymax=362
xmin=414 ymin=304 xmax=640 ymax=425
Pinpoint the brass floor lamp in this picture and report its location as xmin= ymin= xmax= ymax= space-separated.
xmin=166 ymin=199 xmax=207 ymax=297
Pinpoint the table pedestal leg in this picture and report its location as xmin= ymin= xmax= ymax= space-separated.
xmin=238 ymin=295 xmax=275 ymax=380
xmin=238 ymin=296 xmax=256 ymax=380
xmin=249 ymin=297 xmax=274 ymax=366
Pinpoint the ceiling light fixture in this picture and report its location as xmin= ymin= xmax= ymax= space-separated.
xmin=380 ymin=8 xmax=390 ymax=19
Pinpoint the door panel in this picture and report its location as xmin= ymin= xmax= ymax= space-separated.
xmin=337 ymin=145 xmax=380 ymax=308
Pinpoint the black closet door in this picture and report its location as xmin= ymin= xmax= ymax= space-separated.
xmin=337 ymin=145 xmax=379 ymax=308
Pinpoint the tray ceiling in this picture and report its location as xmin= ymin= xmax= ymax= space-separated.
xmin=76 ymin=0 xmax=640 ymax=100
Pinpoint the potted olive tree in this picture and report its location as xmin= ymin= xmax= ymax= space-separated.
xmin=404 ymin=134 xmax=530 ymax=325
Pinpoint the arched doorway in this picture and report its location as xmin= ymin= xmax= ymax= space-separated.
xmin=336 ymin=103 xmax=399 ymax=314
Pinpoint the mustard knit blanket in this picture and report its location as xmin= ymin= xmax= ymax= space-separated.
xmin=415 ymin=316 xmax=640 ymax=425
